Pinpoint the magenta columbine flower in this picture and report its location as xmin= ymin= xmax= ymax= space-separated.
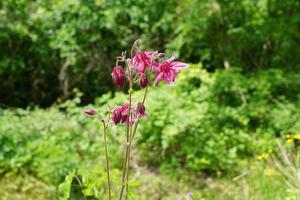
xmin=119 ymin=103 xmax=130 ymax=124
xmin=111 ymin=103 xmax=133 ymax=125
xmin=112 ymin=66 xmax=126 ymax=87
xmin=139 ymin=73 xmax=148 ymax=88
xmin=132 ymin=51 xmax=165 ymax=73
xmin=111 ymin=107 xmax=122 ymax=125
xmin=110 ymin=102 xmax=148 ymax=125
xmin=153 ymin=57 xmax=188 ymax=84
xmin=132 ymin=51 xmax=152 ymax=73
xmin=84 ymin=109 xmax=97 ymax=116
xmin=83 ymin=42 xmax=190 ymax=200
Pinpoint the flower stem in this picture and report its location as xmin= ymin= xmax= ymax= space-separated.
xmin=131 ymin=67 xmax=153 ymax=140
xmin=119 ymin=90 xmax=132 ymax=200
xmin=120 ymin=65 xmax=152 ymax=200
xmin=142 ymin=67 xmax=153 ymax=104
xmin=125 ymin=125 xmax=133 ymax=200
xmin=103 ymin=126 xmax=112 ymax=200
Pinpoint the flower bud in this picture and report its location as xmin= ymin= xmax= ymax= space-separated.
xmin=84 ymin=109 xmax=97 ymax=116
xmin=121 ymin=114 xmax=129 ymax=123
xmin=139 ymin=73 xmax=148 ymax=88
xmin=137 ymin=102 xmax=147 ymax=118
xmin=112 ymin=66 xmax=126 ymax=87
xmin=111 ymin=108 xmax=122 ymax=125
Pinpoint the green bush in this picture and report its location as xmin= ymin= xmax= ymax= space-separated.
xmin=136 ymin=65 xmax=300 ymax=172
xmin=0 ymin=64 xmax=299 ymax=198
xmin=0 ymin=0 xmax=178 ymax=106
xmin=1 ymin=0 xmax=299 ymax=106
xmin=0 ymin=98 xmax=123 ymax=185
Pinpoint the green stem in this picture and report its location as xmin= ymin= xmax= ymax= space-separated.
xmin=120 ymin=65 xmax=153 ymax=200
xmin=131 ymin=66 xmax=153 ymax=140
xmin=125 ymin=125 xmax=133 ymax=200
xmin=119 ymin=91 xmax=132 ymax=200
xmin=125 ymin=69 xmax=153 ymax=199
xmin=103 ymin=126 xmax=112 ymax=200
xmin=142 ymin=67 xmax=152 ymax=104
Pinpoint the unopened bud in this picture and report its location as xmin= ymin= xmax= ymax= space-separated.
xmin=111 ymin=108 xmax=122 ymax=125
xmin=139 ymin=73 xmax=148 ymax=88
xmin=137 ymin=102 xmax=146 ymax=118
xmin=112 ymin=66 xmax=126 ymax=87
xmin=84 ymin=109 xmax=97 ymax=116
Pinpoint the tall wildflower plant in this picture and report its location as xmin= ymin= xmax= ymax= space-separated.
xmin=84 ymin=40 xmax=188 ymax=200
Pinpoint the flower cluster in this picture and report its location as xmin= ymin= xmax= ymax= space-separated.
xmin=112 ymin=51 xmax=188 ymax=88
xmin=111 ymin=48 xmax=188 ymax=125
xmin=84 ymin=41 xmax=188 ymax=200
xmin=110 ymin=102 xmax=146 ymax=125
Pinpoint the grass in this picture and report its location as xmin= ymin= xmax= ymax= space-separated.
xmin=0 ymin=158 xmax=295 ymax=200
xmin=131 ymin=160 xmax=289 ymax=200
xmin=0 ymin=95 xmax=299 ymax=199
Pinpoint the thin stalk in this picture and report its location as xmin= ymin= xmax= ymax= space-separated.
xmin=125 ymin=125 xmax=133 ymax=200
xmin=103 ymin=126 xmax=112 ymax=200
xmin=119 ymin=90 xmax=132 ymax=200
xmin=131 ymin=67 xmax=153 ymax=140
xmin=142 ymin=68 xmax=152 ymax=104
xmin=125 ymin=68 xmax=153 ymax=199
xmin=120 ymin=64 xmax=153 ymax=200
xmin=120 ymin=118 xmax=131 ymax=185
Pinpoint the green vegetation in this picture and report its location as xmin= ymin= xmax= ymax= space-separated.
xmin=1 ymin=66 xmax=300 ymax=199
xmin=1 ymin=0 xmax=300 ymax=199
xmin=1 ymin=0 xmax=299 ymax=106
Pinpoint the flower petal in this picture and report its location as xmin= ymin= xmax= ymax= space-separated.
xmin=154 ymin=72 xmax=163 ymax=85
xmin=171 ymin=62 xmax=188 ymax=69
xmin=151 ymin=61 xmax=160 ymax=71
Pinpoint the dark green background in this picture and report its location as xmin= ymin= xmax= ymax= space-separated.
xmin=1 ymin=0 xmax=299 ymax=107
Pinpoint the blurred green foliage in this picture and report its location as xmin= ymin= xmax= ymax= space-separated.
xmin=0 ymin=0 xmax=299 ymax=107
xmin=1 ymin=0 xmax=300 ymax=199
xmin=137 ymin=64 xmax=300 ymax=172
xmin=1 ymin=64 xmax=299 ymax=198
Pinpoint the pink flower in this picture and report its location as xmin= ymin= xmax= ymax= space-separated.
xmin=139 ymin=73 xmax=148 ymax=88
xmin=111 ymin=103 xmax=134 ymax=125
xmin=111 ymin=107 xmax=122 ymax=125
xmin=132 ymin=51 xmax=152 ymax=73
xmin=110 ymin=102 xmax=148 ymax=125
xmin=84 ymin=109 xmax=97 ymax=116
xmin=153 ymin=57 xmax=188 ymax=84
xmin=132 ymin=51 xmax=164 ymax=73
xmin=112 ymin=66 xmax=126 ymax=87
xmin=119 ymin=103 xmax=130 ymax=124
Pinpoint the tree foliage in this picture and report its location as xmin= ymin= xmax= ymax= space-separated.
xmin=1 ymin=0 xmax=299 ymax=107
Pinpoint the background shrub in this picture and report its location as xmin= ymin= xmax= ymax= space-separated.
xmin=0 ymin=0 xmax=299 ymax=107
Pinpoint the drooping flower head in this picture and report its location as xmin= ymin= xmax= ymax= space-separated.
xmin=119 ymin=103 xmax=130 ymax=124
xmin=110 ymin=102 xmax=148 ymax=125
xmin=139 ymin=73 xmax=148 ymax=88
xmin=112 ymin=66 xmax=126 ymax=87
xmin=111 ymin=107 xmax=122 ymax=125
xmin=153 ymin=57 xmax=188 ymax=85
xmin=136 ymin=102 xmax=147 ymax=118
xmin=111 ymin=103 xmax=133 ymax=125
